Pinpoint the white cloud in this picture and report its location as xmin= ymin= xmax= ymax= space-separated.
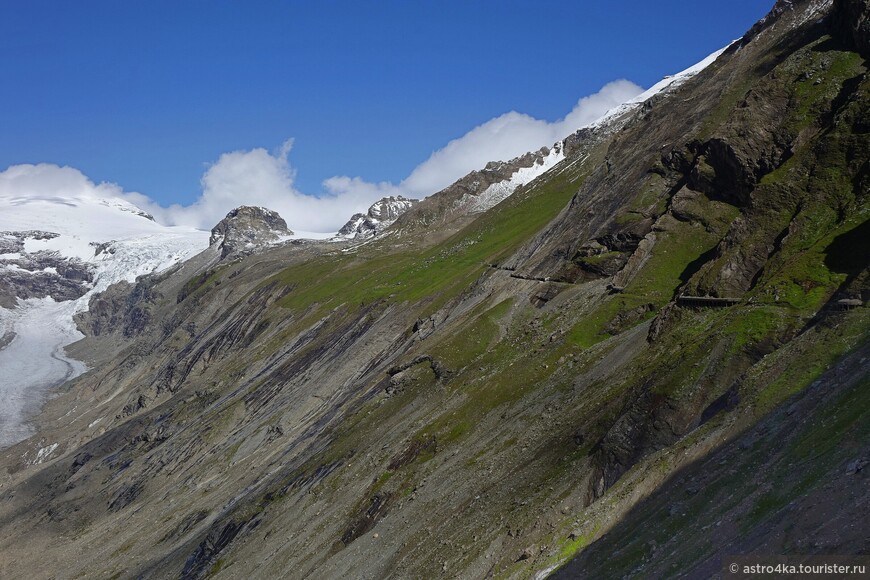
xmin=1 ymin=80 xmax=642 ymax=234
xmin=107 ymin=140 xmax=383 ymax=233
xmin=0 ymin=162 xmax=126 ymax=201
xmin=155 ymin=79 xmax=642 ymax=231
xmin=325 ymin=79 xmax=643 ymax=199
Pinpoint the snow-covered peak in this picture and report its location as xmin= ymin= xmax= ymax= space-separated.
xmin=0 ymin=186 xmax=202 ymax=262
xmin=368 ymin=196 xmax=417 ymax=223
xmin=95 ymin=196 xmax=156 ymax=221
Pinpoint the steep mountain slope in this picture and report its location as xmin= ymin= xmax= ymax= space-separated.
xmin=0 ymin=1 xmax=867 ymax=579
xmin=553 ymin=341 xmax=870 ymax=579
xmin=382 ymin=43 xmax=730 ymax=249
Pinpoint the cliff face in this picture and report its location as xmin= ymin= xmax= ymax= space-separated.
xmin=0 ymin=1 xmax=867 ymax=579
xmin=834 ymin=0 xmax=870 ymax=55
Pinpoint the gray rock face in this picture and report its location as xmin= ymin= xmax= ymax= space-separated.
xmin=336 ymin=196 xmax=418 ymax=240
xmin=0 ymin=231 xmax=95 ymax=306
xmin=75 ymin=278 xmax=162 ymax=338
xmin=209 ymin=206 xmax=293 ymax=258
xmin=0 ymin=230 xmax=58 ymax=254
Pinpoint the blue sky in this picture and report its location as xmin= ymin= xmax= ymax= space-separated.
xmin=0 ymin=0 xmax=771 ymax=230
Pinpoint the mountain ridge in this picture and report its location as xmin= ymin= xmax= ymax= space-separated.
xmin=0 ymin=1 xmax=867 ymax=578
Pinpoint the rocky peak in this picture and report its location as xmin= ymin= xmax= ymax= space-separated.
xmin=368 ymin=196 xmax=416 ymax=222
xmin=336 ymin=196 xmax=418 ymax=240
xmin=209 ymin=206 xmax=293 ymax=258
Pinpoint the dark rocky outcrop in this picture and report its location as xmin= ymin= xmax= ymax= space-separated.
xmin=0 ymin=331 xmax=15 ymax=350
xmin=75 ymin=277 xmax=163 ymax=338
xmin=387 ymin=354 xmax=451 ymax=382
xmin=834 ymin=0 xmax=870 ymax=56
xmin=181 ymin=520 xmax=249 ymax=579
xmin=340 ymin=492 xmax=393 ymax=545
xmin=0 ymin=231 xmax=95 ymax=304
xmin=0 ymin=269 xmax=90 ymax=304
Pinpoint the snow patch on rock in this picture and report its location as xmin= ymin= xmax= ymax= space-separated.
xmin=334 ymin=196 xmax=418 ymax=240
xmin=467 ymin=143 xmax=565 ymax=213
xmin=33 ymin=442 xmax=59 ymax=464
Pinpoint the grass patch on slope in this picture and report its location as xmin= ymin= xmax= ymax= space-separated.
xmin=568 ymin=219 xmax=722 ymax=348
xmin=272 ymin=167 xmax=586 ymax=316
xmin=749 ymin=310 xmax=870 ymax=413
xmin=430 ymin=298 xmax=513 ymax=370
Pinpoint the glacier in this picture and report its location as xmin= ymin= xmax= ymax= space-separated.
xmin=0 ymin=188 xmax=209 ymax=447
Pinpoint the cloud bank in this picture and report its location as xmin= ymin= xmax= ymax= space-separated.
xmin=325 ymin=79 xmax=642 ymax=200
xmin=122 ymin=140 xmax=384 ymax=233
xmin=0 ymin=162 xmax=128 ymax=202
xmin=2 ymin=79 xmax=642 ymax=233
